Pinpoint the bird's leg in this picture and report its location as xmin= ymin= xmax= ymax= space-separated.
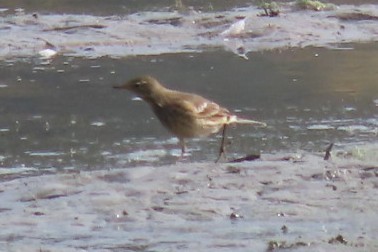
xmin=179 ymin=138 xmax=187 ymax=158
xmin=216 ymin=124 xmax=227 ymax=163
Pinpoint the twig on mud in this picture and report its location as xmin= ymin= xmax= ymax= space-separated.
xmin=229 ymin=154 xmax=261 ymax=163
xmin=43 ymin=24 xmax=106 ymax=32
xmin=324 ymin=143 xmax=334 ymax=160
xmin=36 ymin=37 xmax=56 ymax=49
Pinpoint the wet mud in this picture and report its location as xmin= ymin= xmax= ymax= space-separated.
xmin=1 ymin=3 xmax=378 ymax=59
xmin=0 ymin=149 xmax=377 ymax=251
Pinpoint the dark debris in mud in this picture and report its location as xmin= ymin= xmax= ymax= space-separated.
xmin=145 ymin=16 xmax=183 ymax=26
xmin=328 ymin=234 xmax=348 ymax=245
xmin=229 ymin=153 xmax=261 ymax=163
xmin=229 ymin=212 xmax=244 ymax=220
xmin=281 ymin=225 xmax=288 ymax=234
xmin=333 ymin=12 xmax=378 ymax=21
xmin=258 ymin=2 xmax=280 ymax=17
xmin=323 ymin=142 xmax=334 ymax=160
xmin=266 ymin=240 xmax=309 ymax=251
xmin=42 ymin=24 xmax=107 ymax=32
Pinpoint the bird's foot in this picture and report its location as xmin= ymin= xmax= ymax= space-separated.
xmin=215 ymin=146 xmax=227 ymax=163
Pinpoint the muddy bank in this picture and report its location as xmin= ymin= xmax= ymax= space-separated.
xmin=1 ymin=3 xmax=378 ymax=59
xmin=0 ymin=145 xmax=377 ymax=251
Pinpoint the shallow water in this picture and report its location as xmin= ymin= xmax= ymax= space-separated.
xmin=1 ymin=43 xmax=378 ymax=175
xmin=2 ymin=0 xmax=378 ymax=15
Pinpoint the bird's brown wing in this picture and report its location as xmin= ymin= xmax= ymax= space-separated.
xmin=168 ymin=91 xmax=266 ymax=127
xmin=174 ymin=93 xmax=229 ymax=117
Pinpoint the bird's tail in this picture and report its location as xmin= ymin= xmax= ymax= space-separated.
xmin=231 ymin=116 xmax=267 ymax=127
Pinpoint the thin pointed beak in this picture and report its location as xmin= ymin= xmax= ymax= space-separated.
xmin=113 ymin=82 xmax=131 ymax=90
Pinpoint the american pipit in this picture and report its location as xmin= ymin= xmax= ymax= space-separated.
xmin=114 ymin=76 xmax=266 ymax=161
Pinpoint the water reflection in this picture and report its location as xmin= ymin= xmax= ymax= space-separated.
xmin=0 ymin=44 xmax=377 ymax=176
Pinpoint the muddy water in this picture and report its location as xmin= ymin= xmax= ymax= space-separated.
xmin=0 ymin=44 xmax=377 ymax=175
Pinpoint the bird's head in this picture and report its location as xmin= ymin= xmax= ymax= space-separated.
xmin=113 ymin=76 xmax=164 ymax=102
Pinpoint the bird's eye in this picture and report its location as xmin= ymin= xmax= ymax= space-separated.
xmin=134 ymin=81 xmax=146 ymax=88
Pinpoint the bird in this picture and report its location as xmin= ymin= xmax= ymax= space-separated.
xmin=113 ymin=76 xmax=266 ymax=161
